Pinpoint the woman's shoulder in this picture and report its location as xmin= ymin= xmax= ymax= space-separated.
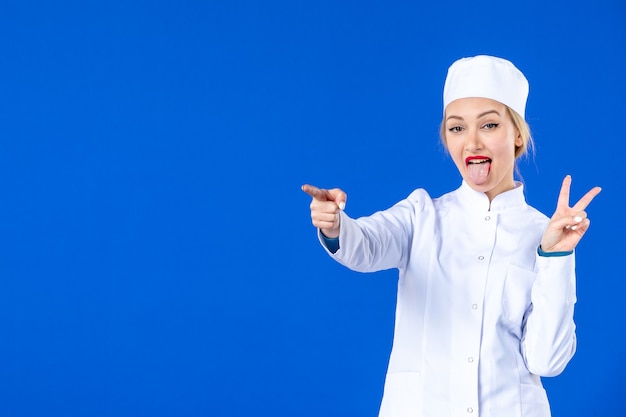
xmin=378 ymin=188 xmax=436 ymax=219
xmin=405 ymin=187 xmax=434 ymax=203
xmin=523 ymin=203 xmax=551 ymax=226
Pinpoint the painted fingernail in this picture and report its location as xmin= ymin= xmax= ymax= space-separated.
xmin=573 ymin=216 xmax=583 ymax=222
xmin=338 ymin=201 xmax=346 ymax=211
xmin=571 ymin=225 xmax=579 ymax=230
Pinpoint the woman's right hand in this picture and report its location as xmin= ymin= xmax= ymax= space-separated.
xmin=301 ymin=184 xmax=347 ymax=239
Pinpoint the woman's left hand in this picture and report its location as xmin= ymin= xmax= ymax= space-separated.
xmin=540 ymin=175 xmax=602 ymax=253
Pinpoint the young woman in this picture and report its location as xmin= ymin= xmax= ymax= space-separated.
xmin=302 ymin=55 xmax=601 ymax=417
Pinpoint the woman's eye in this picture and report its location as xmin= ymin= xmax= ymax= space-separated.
xmin=483 ymin=123 xmax=499 ymax=129
xmin=448 ymin=126 xmax=463 ymax=133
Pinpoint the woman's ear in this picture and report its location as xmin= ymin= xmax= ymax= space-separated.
xmin=514 ymin=130 xmax=523 ymax=148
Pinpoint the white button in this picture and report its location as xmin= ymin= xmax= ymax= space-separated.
xmin=472 ymin=304 xmax=478 ymax=310
xmin=467 ymin=357 xmax=474 ymax=363
xmin=485 ymin=216 xmax=491 ymax=221
xmin=478 ymin=256 xmax=484 ymax=260
xmin=467 ymin=407 xmax=474 ymax=413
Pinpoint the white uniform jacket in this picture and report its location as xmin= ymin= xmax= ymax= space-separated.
xmin=320 ymin=182 xmax=576 ymax=417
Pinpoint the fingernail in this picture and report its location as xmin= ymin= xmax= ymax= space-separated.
xmin=573 ymin=216 xmax=583 ymax=222
xmin=338 ymin=201 xmax=346 ymax=211
xmin=571 ymin=225 xmax=579 ymax=231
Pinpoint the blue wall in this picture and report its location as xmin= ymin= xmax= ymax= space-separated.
xmin=0 ymin=1 xmax=623 ymax=415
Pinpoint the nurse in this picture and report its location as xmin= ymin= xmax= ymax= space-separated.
xmin=302 ymin=55 xmax=601 ymax=417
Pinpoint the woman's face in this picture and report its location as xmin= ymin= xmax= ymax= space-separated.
xmin=444 ymin=97 xmax=523 ymax=201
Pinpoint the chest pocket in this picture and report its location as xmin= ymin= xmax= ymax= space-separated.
xmin=502 ymin=264 xmax=537 ymax=331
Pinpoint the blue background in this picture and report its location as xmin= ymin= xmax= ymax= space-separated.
xmin=0 ymin=0 xmax=624 ymax=416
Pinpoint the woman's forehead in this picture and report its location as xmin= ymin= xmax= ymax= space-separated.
xmin=445 ymin=97 xmax=507 ymax=119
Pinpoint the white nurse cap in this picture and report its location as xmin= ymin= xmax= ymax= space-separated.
xmin=443 ymin=55 xmax=529 ymax=118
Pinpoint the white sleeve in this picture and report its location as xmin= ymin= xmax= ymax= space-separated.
xmin=521 ymin=253 xmax=577 ymax=376
xmin=318 ymin=190 xmax=427 ymax=273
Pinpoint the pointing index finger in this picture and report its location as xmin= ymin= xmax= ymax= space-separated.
xmin=301 ymin=184 xmax=329 ymax=201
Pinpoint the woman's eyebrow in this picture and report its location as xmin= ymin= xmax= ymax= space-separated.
xmin=446 ymin=109 xmax=501 ymax=122
xmin=477 ymin=109 xmax=500 ymax=118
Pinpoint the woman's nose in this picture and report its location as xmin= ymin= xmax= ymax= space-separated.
xmin=464 ymin=129 xmax=482 ymax=151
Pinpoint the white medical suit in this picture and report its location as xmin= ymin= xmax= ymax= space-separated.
xmin=319 ymin=182 xmax=576 ymax=417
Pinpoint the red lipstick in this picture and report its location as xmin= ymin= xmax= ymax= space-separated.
xmin=465 ymin=156 xmax=491 ymax=165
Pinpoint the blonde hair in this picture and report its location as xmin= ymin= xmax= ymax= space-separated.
xmin=439 ymin=105 xmax=534 ymax=160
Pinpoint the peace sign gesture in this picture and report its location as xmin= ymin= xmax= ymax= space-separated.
xmin=540 ymin=175 xmax=602 ymax=253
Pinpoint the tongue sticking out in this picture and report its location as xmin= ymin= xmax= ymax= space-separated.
xmin=467 ymin=161 xmax=490 ymax=184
